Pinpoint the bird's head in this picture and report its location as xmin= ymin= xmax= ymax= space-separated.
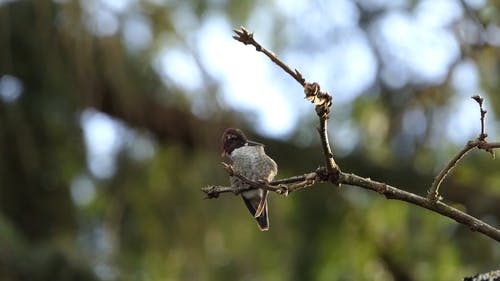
xmin=221 ymin=128 xmax=247 ymax=157
xmin=221 ymin=128 xmax=262 ymax=157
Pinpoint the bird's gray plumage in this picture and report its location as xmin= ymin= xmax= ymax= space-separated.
xmin=226 ymin=139 xmax=277 ymax=231
xmin=223 ymin=129 xmax=278 ymax=230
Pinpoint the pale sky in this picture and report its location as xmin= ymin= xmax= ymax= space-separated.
xmin=69 ymin=0 xmax=497 ymax=180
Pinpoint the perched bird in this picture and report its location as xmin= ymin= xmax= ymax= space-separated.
xmin=221 ymin=128 xmax=278 ymax=231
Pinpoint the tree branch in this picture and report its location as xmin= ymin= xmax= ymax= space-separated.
xmin=428 ymin=141 xmax=476 ymax=201
xmin=472 ymin=95 xmax=488 ymax=141
xmin=203 ymin=27 xmax=500 ymax=244
xmin=233 ymin=27 xmax=340 ymax=178
xmin=201 ymin=163 xmax=323 ymax=198
xmin=204 ymin=167 xmax=500 ymax=242
xmin=233 ymin=27 xmax=306 ymax=87
xmin=427 ymin=95 xmax=498 ymax=201
xmin=339 ymin=173 xmax=500 ymax=242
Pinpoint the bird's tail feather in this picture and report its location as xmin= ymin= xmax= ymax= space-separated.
xmin=255 ymin=204 xmax=269 ymax=231
xmin=242 ymin=193 xmax=269 ymax=231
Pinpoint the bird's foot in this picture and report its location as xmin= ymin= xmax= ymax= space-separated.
xmin=276 ymin=184 xmax=289 ymax=196
xmin=221 ymin=162 xmax=235 ymax=176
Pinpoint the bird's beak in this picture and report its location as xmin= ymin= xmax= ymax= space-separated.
xmin=247 ymin=140 xmax=264 ymax=146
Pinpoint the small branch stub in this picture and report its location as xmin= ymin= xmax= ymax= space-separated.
xmin=232 ymin=27 xmax=260 ymax=50
xmin=472 ymin=95 xmax=488 ymax=141
xmin=304 ymin=82 xmax=333 ymax=119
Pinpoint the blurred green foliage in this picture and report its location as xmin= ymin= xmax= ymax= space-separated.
xmin=1 ymin=0 xmax=500 ymax=280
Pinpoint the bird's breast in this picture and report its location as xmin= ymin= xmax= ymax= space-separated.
xmin=229 ymin=146 xmax=277 ymax=181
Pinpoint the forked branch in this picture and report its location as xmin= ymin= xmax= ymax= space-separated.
xmin=427 ymin=95 xmax=499 ymax=201
xmin=203 ymin=27 xmax=500 ymax=243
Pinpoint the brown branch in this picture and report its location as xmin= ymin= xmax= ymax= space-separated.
xmin=233 ymin=27 xmax=306 ymax=86
xmin=339 ymin=172 xmax=500 ymax=242
xmin=428 ymin=95 xmax=498 ymax=201
xmin=204 ymin=168 xmax=500 ymax=242
xmin=201 ymin=185 xmax=242 ymax=198
xmin=428 ymin=141 xmax=477 ymax=201
xmin=478 ymin=141 xmax=500 ymax=152
xmin=318 ymin=118 xmax=340 ymax=177
xmin=472 ymin=95 xmax=488 ymax=140
xmin=303 ymin=82 xmax=339 ymax=176
xmin=199 ymin=27 xmax=500 ymax=243
xmin=220 ymin=162 xmax=290 ymax=195
xmin=233 ymin=27 xmax=341 ymax=179
xmin=201 ymin=164 xmax=321 ymax=198
xmin=271 ymin=174 xmax=308 ymax=185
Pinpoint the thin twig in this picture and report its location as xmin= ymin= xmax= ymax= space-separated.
xmin=302 ymin=82 xmax=339 ymax=176
xmin=233 ymin=27 xmax=306 ymax=86
xmin=202 ymin=165 xmax=320 ymax=198
xmin=201 ymin=185 xmax=242 ymax=198
xmin=221 ymin=162 xmax=290 ymax=195
xmin=271 ymin=175 xmax=307 ymax=185
xmin=428 ymin=141 xmax=476 ymax=201
xmin=318 ymin=118 xmax=339 ymax=177
xmin=428 ymin=95 xmax=497 ymax=201
xmin=201 ymin=182 xmax=287 ymax=198
xmin=472 ymin=95 xmax=488 ymax=140
xmin=478 ymin=141 xmax=500 ymax=151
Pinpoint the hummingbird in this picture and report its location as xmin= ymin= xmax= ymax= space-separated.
xmin=221 ymin=128 xmax=278 ymax=231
